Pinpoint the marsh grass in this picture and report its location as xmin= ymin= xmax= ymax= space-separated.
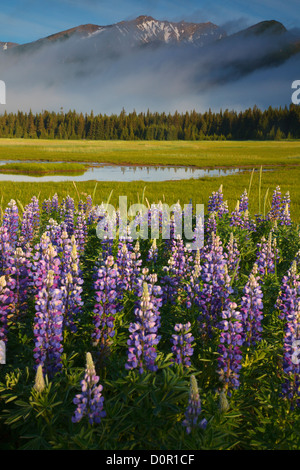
xmin=0 ymin=162 xmax=86 ymax=175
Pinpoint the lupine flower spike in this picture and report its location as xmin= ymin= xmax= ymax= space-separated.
xmin=171 ymin=322 xmax=194 ymax=367
xmin=182 ymin=375 xmax=207 ymax=434
xmin=126 ymin=282 xmax=161 ymax=374
xmin=33 ymin=364 xmax=46 ymax=393
xmin=72 ymin=352 xmax=106 ymax=425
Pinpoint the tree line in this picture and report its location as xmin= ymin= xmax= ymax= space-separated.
xmin=0 ymin=105 xmax=300 ymax=140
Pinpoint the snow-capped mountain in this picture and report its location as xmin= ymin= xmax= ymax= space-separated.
xmin=108 ymin=15 xmax=225 ymax=46
xmin=2 ymin=15 xmax=226 ymax=51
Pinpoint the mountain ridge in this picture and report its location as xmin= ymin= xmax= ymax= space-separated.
xmin=1 ymin=16 xmax=292 ymax=51
xmin=1 ymin=15 xmax=227 ymax=48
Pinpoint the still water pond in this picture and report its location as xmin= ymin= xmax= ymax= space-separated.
xmin=0 ymin=160 xmax=246 ymax=182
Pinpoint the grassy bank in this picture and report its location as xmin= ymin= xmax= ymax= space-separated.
xmin=0 ymin=139 xmax=300 ymax=168
xmin=0 ymin=162 xmax=86 ymax=175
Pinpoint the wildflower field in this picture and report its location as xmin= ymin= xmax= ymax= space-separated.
xmin=0 ymin=184 xmax=300 ymax=450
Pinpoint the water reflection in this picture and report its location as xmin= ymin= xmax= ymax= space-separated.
xmin=0 ymin=160 xmax=246 ymax=182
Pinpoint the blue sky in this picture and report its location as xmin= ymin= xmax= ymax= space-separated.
xmin=1 ymin=0 xmax=300 ymax=44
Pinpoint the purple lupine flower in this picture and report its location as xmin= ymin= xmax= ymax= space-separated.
xmin=0 ymin=275 xmax=16 ymax=343
xmin=182 ymin=375 xmax=207 ymax=434
xmin=239 ymin=189 xmax=249 ymax=212
xmin=196 ymin=234 xmax=232 ymax=339
xmin=7 ymin=247 xmax=32 ymax=318
xmin=65 ymin=208 xmax=74 ymax=236
xmin=279 ymin=203 xmax=291 ymax=226
xmin=135 ymin=272 xmax=163 ymax=328
xmin=59 ymin=229 xmax=72 ymax=262
xmin=217 ymin=301 xmax=244 ymax=395
xmin=226 ymin=233 xmax=240 ymax=280
xmin=55 ymin=233 xmax=83 ymax=331
xmin=2 ymin=199 xmax=19 ymax=248
xmin=267 ymin=186 xmax=282 ymax=222
xmin=184 ymin=248 xmax=201 ymax=309
xmin=72 ymin=352 xmax=106 ymax=425
xmin=126 ymin=282 xmax=161 ymax=374
xmin=61 ymin=240 xmax=83 ymax=332
xmin=147 ymin=239 xmax=158 ymax=264
xmin=161 ymin=236 xmax=191 ymax=304
xmin=33 ymin=270 xmax=64 ymax=377
xmin=129 ymin=241 xmax=143 ymax=291
xmin=229 ymin=198 xmax=256 ymax=232
xmin=116 ymin=242 xmax=134 ymax=291
xmin=19 ymin=196 xmax=40 ymax=247
xmin=256 ymin=233 xmax=279 ymax=278
xmin=279 ymin=192 xmax=291 ymax=226
xmin=207 ymin=185 xmax=227 ymax=217
xmin=66 ymin=195 xmax=75 ymax=212
xmin=88 ymin=202 xmax=107 ymax=226
xmin=59 ymin=198 xmax=67 ymax=219
xmin=74 ymin=211 xmax=87 ymax=255
xmin=281 ymin=295 xmax=300 ymax=407
xmin=100 ymin=235 xmax=114 ymax=262
xmin=254 ymin=213 xmax=265 ymax=226
xmin=20 ymin=203 xmax=36 ymax=246
xmin=31 ymin=196 xmax=40 ymax=229
xmin=171 ymin=322 xmax=194 ymax=367
xmin=31 ymin=235 xmax=61 ymax=293
xmin=42 ymin=198 xmax=52 ymax=215
xmin=229 ymin=201 xmax=244 ymax=228
xmin=240 ymin=264 xmax=264 ymax=348
xmin=276 ymin=260 xmax=299 ymax=322
xmin=59 ymin=196 xmax=75 ymax=226
xmin=0 ymin=226 xmax=14 ymax=276
xmin=78 ymin=199 xmax=86 ymax=213
xmin=242 ymin=210 xmax=257 ymax=233
xmin=92 ymin=255 xmax=123 ymax=353
xmin=205 ymin=212 xmax=217 ymax=238
xmin=207 ymin=189 xmax=219 ymax=212
xmin=44 ymin=219 xmax=62 ymax=248
xmin=51 ymin=194 xmax=59 ymax=213
xmin=218 ymin=200 xmax=229 ymax=218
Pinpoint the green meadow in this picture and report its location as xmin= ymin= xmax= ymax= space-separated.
xmin=0 ymin=139 xmax=299 ymax=221
xmin=0 ymin=139 xmax=300 ymax=167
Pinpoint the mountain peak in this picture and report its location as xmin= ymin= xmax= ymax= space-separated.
xmin=244 ymin=20 xmax=287 ymax=36
xmin=117 ymin=15 xmax=225 ymax=45
xmin=134 ymin=15 xmax=155 ymax=23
